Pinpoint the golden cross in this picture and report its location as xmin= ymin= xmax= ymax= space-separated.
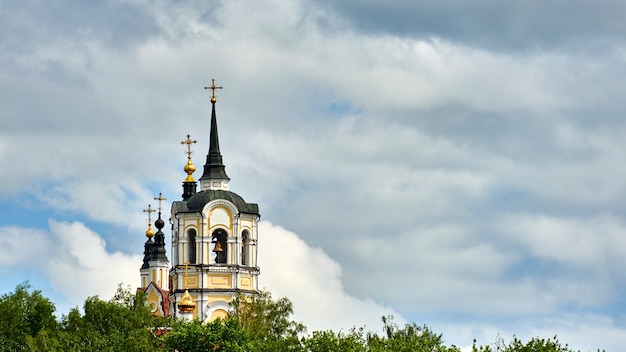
xmin=153 ymin=193 xmax=167 ymax=213
xmin=204 ymin=79 xmax=222 ymax=102
xmin=181 ymin=262 xmax=191 ymax=289
xmin=142 ymin=204 xmax=155 ymax=224
xmin=180 ymin=134 xmax=197 ymax=158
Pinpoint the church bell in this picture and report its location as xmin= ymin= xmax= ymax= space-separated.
xmin=213 ymin=241 xmax=224 ymax=252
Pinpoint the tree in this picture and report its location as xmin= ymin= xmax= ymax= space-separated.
xmin=64 ymin=285 xmax=160 ymax=351
xmin=471 ymin=334 xmax=599 ymax=352
xmin=366 ymin=316 xmax=461 ymax=352
xmin=163 ymin=317 xmax=251 ymax=352
xmin=231 ymin=291 xmax=306 ymax=351
xmin=28 ymin=284 xmax=163 ymax=352
xmin=0 ymin=282 xmax=57 ymax=351
xmin=303 ymin=328 xmax=367 ymax=352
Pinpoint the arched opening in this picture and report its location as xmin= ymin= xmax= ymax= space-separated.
xmin=241 ymin=230 xmax=249 ymax=266
xmin=172 ymin=230 xmax=179 ymax=265
xmin=212 ymin=229 xmax=227 ymax=264
xmin=187 ymin=229 xmax=197 ymax=264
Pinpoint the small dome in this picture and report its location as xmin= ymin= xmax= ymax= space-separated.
xmin=178 ymin=290 xmax=196 ymax=313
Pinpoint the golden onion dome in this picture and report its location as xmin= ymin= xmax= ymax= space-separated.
xmin=184 ymin=157 xmax=196 ymax=182
xmin=178 ymin=290 xmax=196 ymax=313
xmin=145 ymin=223 xmax=155 ymax=238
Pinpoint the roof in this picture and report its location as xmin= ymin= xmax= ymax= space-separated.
xmin=186 ymin=189 xmax=259 ymax=215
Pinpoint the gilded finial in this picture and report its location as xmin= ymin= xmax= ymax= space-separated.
xmin=204 ymin=79 xmax=222 ymax=103
xmin=142 ymin=205 xmax=155 ymax=238
xmin=180 ymin=134 xmax=197 ymax=182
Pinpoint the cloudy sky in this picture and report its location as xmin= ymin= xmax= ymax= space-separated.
xmin=2 ymin=0 xmax=626 ymax=350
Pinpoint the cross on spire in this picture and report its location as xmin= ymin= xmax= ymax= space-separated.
xmin=180 ymin=134 xmax=197 ymax=159
xmin=204 ymin=79 xmax=222 ymax=103
xmin=153 ymin=193 xmax=167 ymax=213
xmin=143 ymin=204 xmax=155 ymax=224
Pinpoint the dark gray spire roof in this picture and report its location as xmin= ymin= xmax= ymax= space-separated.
xmin=151 ymin=212 xmax=168 ymax=262
xmin=141 ymin=213 xmax=168 ymax=269
xmin=199 ymin=100 xmax=230 ymax=181
xmin=140 ymin=238 xmax=154 ymax=270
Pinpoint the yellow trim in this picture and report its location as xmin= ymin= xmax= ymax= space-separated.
xmin=210 ymin=309 xmax=228 ymax=321
xmin=184 ymin=219 xmax=200 ymax=231
xmin=146 ymin=289 xmax=164 ymax=317
xmin=239 ymin=276 xmax=252 ymax=289
xmin=185 ymin=273 xmax=200 ymax=288
xmin=208 ymin=206 xmax=233 ymax=231
xmin=208 ymin=274 xmax=232 ymax=288
xmin=207 ymin=295 xmax=234 ymax=303
xmin=240 ymin=220 xmax=253 ymax=232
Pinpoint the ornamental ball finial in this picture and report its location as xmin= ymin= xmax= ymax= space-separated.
xmin=145 ymin=224 xmax=155 ymax=238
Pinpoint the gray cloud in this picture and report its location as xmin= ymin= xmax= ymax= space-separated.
xmin=313 ymin=0 xmax=626 ymax=52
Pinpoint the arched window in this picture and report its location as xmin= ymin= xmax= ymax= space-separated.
xmin=241 ymin=231 xmax=249 ymax=266
xmin=212 ymin=230 xmax=227 ymax=264
xmin=188 ymin=229 xmax=197 ymax=264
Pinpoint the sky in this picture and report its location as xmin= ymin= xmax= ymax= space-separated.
xmin=1 ymin=0 xmax=626 ymax=350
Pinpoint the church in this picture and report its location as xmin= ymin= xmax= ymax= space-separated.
xmin=138 ymin=80 xmax=261 ymax=321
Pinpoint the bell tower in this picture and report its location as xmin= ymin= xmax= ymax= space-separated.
xmin=169 ymin=80 xmax=260 ymax=321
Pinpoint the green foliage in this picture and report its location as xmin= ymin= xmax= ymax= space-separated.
xmin=366 ymin=316 xmax=460 ymax=352
xmin=1 ymin=283 xmax=161 ymax=351
xmin=471 ymin=334 xmax=600 ymax=352
xmin=303 ymin=328 xmax=367 ymax=352
xmin=164 ymin=317 xmax=251 ymax=352
xmin=0 ymin=281 xmax=57 ymax=351
xmin=55 ymin=284 xmax=159 ymax=351
xmin=231 ymin=291 xmax=306 ymax=351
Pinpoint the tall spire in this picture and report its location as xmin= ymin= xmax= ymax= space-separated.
xmin=181 ymin=134 xmax=198 ymax=200
xmin=199 ymin=79 xmax=230 ymax=189
xmin=140 ymin=205 xmax=155 ymax=272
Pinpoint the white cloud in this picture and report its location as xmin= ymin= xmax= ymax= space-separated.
xmin=258 ymin=221 xmax=403 ymax=332
xmin=44 ymin=220 xmax=141 ymax=303
xmin=0 ymin=220 xmax=140 ymax=307
xmin=503 ymin=214 xmax=626 ymax=275
xmin=0 ymin=226 xmax=51 ymax=266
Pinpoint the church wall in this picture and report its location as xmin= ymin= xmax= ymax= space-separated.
xmin=207 ymin=274 xmax=233 ymax=289
xmin=239 ymin=275 xmax=253 ymax=289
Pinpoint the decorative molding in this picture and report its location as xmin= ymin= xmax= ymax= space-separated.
xmin=202 ymin=199 xmax=238 ymax=218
